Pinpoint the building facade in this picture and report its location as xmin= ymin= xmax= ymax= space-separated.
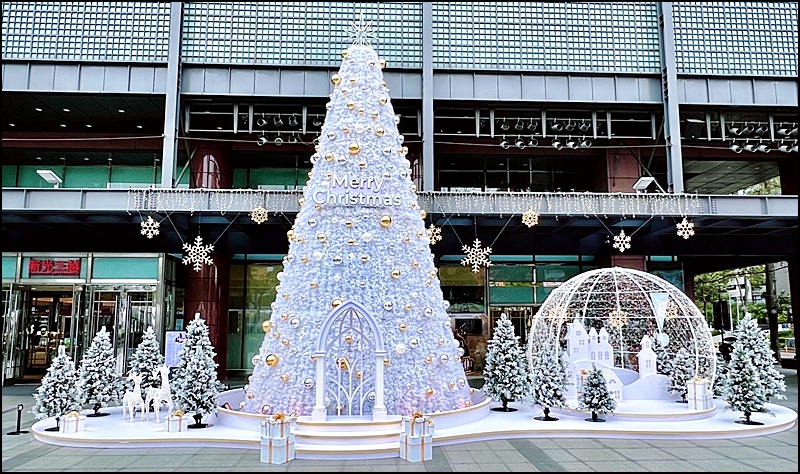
xmin=2 ymin=2 xmax=798 ymax=382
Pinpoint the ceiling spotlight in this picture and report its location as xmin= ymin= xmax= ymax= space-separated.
xmin=755 ymin=143 xmax=770 ymax=153
xmin=117 ymin=109 xmax=125 ymax=113
xmin=85 ymin=124 xmax=92 ymax=128
xmin=579 ymin=138 xmax=592 ymax=148
xmin=500 ymin=119 xmax=510 ymax=131
xmin=777 ymin=142 xmax=792 ymax=153
xmin=287 ymin=113 xmax=298 ymax=127
xmin=526 ymin=119 xmax=537 ymax=131
xmin=288 ymin=133 xmax=298 ymax=143
xmin=743 ymin=142 xmax=757 ymax=152
xmin=274 ymin=134 xmax=284 ymax=146
xmin=794 ymin=142 xmax=799 ymax=153
xmin=256 ymin=116 xmax=267 ymax=127
xmin=564 ymin=121 xmax=577 ymax=132
xmin=791 ymin=127 xmax=799 ymax=137
xmin=312 ymin=135 xmax=321 ymax=146
xmin=728 ymin=124 xmax=742 ymax=135
xmin=565 ymin=137 xmax=578 ymax=149
xmin=256 ymin=135 xmax=268 ymax=146
xmin=552 ymin=138 xmax=563 ymax=150
xmin=514 ymin=118 xmax=524 ymax=131
xmin=274 ymin=114 xmax=284 ymax=127
xmin=632 ymin=176 xmax=656 ymax=192
xmin=515 ymin=136 xmax=526 ymax=149
xmin=550 ymin=121 xmax=563 ymax=132
xmin=740 ymin=123 xmax=754 ymax=135
xmin=527 ymin=137 xmax=538 ymax=147
xmin=499 ymin=135 xmax=510 ymax=150
xmin=62 ymin=108 xmax=70 ymax=112
xmin=729 ymin=141 xmax=743 ymax=153
xmin=754 ymin=125 xmax=769 ymax=135
xmin=479 ymin=118 xmax=487 ymax=128
xmin=579 ymin=121 xmax=592 ymax=133
xmin=35 ymin=107 xmax=43 ymax=112
xmin=312 ymin=116 xmax=323 ymax=127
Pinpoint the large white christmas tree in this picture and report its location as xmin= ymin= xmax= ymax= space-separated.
xmin=578 ymin=363 xmax=617 ymax=422
xmin=722 ymin=314 xmax=787 ymax=424
xmin=128 ymin=325 xmax=165 ymax=394
xmin=77 ymin=327 xmax=120 ymax=416
xmin=32 ymin=345 xmax=82 ymax=430
xmin=173 ymin=314 xmax=224 ymax=427
xmin=243 ymin=20 xmax=471 ymax=417
xmin=667 ymin=347 xmax=693 ymax=402
xmin=529 ymin=338 xmax=568 ymax=421
xmin=483 ymin=313 xmax=531 ymax=412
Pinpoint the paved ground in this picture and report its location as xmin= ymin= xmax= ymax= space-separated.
xmin=2 ymin=368 xmax=797 ymax=472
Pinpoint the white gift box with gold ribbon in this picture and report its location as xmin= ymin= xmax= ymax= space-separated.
xmin=60 ymin=412 xmax=86 ymax=434
xmin=166 ymin=414 xmax=189 ymax=433
xmin=260 ymin=418 xmax=291 ymax=439
xmin=260 ymin=434 xmax=295 ymax=464
xmin=400 ymin=433 xmax=433 ymax=463
xmin=687 ymin=377 xmax=713 ymax=410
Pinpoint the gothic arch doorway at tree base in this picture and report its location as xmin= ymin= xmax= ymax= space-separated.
xmin=313 ymin=301 xmax=387 ymax=420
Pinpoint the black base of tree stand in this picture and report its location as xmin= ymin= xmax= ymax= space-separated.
xmin=734 ymin=420 xmax=764 ymax=425
xmin=675 ymin=400 xmax=688 ymax=403
xmin=534 ymin=407 xmax=559 ymax=421
xmin=43 ymin=426 xmax=60 ymax=432
xmin=585 ymin=418 xmax=606 ymax=422
xmin=86 ymin=412 xmax=110 ymax=418
xmin=490 ymin=407 xmax=518 ymax=412
xmin=188 ymin=423 xmax=213 ymax=429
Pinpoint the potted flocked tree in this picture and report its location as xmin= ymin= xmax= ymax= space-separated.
xmin=578 ymin=363 xmax=616 ymax=422
xmin=77 ymin=327 xmax=121 ymax=416
xmin=530 ymin=338 xmax=568 ymax=421
xmin=483 ymin=313 xmax=531 ymax=412
xmin=668 ymin=348 xmax=693 ymax=402
xmin=32 ymin=345 xmax=82 ymax=431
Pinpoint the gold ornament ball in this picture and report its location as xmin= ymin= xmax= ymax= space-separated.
xmin=346 ymin=100 xmax=356 ymax=110
xmin=358 ymin=160 xmax=367 ymax=169
xmin=368 ymin=60 xmax=376 ymax=66
xmin=300 ymin=256 xmax=309 ymax=264
xmin=347 ymin=238 xmax=356 ymax=246
xmin=355 ymin=370 xmax=362 ymax=380
xmin=448 ymin=381 xmax=456 ymax=388
xmin=266 ymin=354 xmax=279 ymax=366
xmin=307 ymin=171 xmax=313 ymax=179
xmin=261 ymin=320 xmax=272 ymax=332
xmin=379 ymin=96 xmax=388 ymax=105
xmin=282 ymin=292 xmax=290 ymax=300
xmin=310 ymin=281 xmax=318 ymax=289
xmin=344 ymin=334 xmax=354 ymax=344
xmin=412 ymin=261 xmax=420 ymax=269
xmin=272 ymin=331 xmax=281 ymax=339
xmin=341 ymin=49 xmax=349 ymax=58
xmin=280 ymin=374 xmax=289 ymax=382
xmin=425 ymin=356 xmax=432 ymax=364
xmin=342 ymin=125 xmax=350 ymax=133
xmin=345 ymin=220 xmax=353 ymax=228
xmin=391 ymin=269 xmax=401 ymax=279
xmin=404 ymin=303 xmax=412 ymax=311
xmin=410 ymin=183 xmax=417 ymax=193
xmin=340 ymin=88 xmax=347 ymax=95
xmin=331 ymin=73 xmax=341 ymax=85
xmin=247 ymin=392 xmax=255 ymax=399
xmin=383 ymin=357 xmax=390 ymax=366
xmin=420 ymin=210 xmax=427 ymax=219
xmin=281 ymin=338 xmax=290 ymax=347
xmin=380 ymin=80 xmax=387 ymax=88
xmin=348 ymin=142 xmax=360 ymax=154
xmin=332 ymin=298 xmax=344 ymax=309
xmin=358 ymin=108 xmax=365 ymax=115
xmin=399 ymin=322 xmax=407 ymax=331
xmin=280 ymin=312 xmax=289 ymax=320
xmin=375 ymin=127 xmax=385 ymax=137
xmin=438 ymin=338 xmax=445 ymax=346
xmin=425 ymin=388 xmax=434 ymax=396
xmin=349 ymin=77 xmax=356 ymax=85
xmin=403 ymin=236 xmax=411 ymax=243
xmin=380 ymin=58 xmax=387 ymax=68
xmin=465 ymin=400 xmax=471 ymax=407
xmin=380 ymin=215 xmax=392 ymax=227
xmin=310 ymin=354 xmax=317 ymax=363
xmin=371 ymin=111 xmax=379 ymax=119
xmin=287 ymin=229 xmax=295 ymax=240
xmin=317 ymin=232 xmax=327 ymax=243
xmin=325 ymin=152 xmax=334 ymax=162
xmin=314 ymin=204 xmax=322 ymax=211
xmin=399 ymin=146 xmax=409 ymax=155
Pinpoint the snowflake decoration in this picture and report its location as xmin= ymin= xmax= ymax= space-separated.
xmin=182 ymin=235 xmax=214 ymax=272
xmin=139 ymin=216 xmax=160 ymax=239
xmin=461 ymin=239 xmax=492 ymax=273
xmin=612 ymin=229 xmax=631 ymax=253
xmin=521 ymin=208 xmax=540 ymax=227
xmin=250 ymin=205 xmax=269 ymax=224
xmin=676 ymin=217 xmax=695 ymax=239
xmin=427 ymin=224 xmax=442 ymax=245
xmin=346 ymin=12 xmax=377 ymax=46
xmin=608 ymin=309 xmax=629 ymax=329
xmin=664 ymin=300 xmax=680 ymax=320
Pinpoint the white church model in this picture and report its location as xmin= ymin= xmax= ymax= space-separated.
xmin=562 ymin=318 xmax=672 ymax=403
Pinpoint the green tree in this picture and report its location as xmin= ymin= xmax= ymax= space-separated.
xmin=693 ymin=271 xmax=730 ymax=323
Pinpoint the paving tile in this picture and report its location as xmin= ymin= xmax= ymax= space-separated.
xmin=708 ymin=445 xmax=780 ymax=460
xmin=635 ymin=460 xmax=705 ymax=472
xmin=614 ymin=447 xmax=679 ymax=461
xmin=582 ymin=460 xmax=642 ymax=471
xmin=553 ymin=461 xmax=594 ymax=471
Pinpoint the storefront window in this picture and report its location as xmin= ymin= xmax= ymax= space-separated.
xmin=244 ymin=263 xmax=281 ymax=373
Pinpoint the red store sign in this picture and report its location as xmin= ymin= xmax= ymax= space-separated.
xmin=28 ymin=259 xmax=82 ymax=277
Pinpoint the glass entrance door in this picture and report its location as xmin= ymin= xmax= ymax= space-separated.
xmin=2 ymin=284 xmax=28 ymax=384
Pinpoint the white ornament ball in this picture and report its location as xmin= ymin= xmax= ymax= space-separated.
xmin=395 ymin=343 xmax=407 ymax=355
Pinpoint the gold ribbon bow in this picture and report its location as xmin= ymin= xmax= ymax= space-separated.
xmin=272 ymin=412 xmax=286 ymax=422
xmin=412 ymin=409 xmax=424 ymax=420
xmin=173 ymin=410 xmax=185 ymax=417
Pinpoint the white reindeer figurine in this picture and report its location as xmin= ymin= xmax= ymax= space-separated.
xmin=144 ymin=365 xmax=173 ymax=423
xmin=121 ymin=373 xmax=146 ymax=422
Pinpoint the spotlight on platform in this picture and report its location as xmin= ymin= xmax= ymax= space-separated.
xmin=632 ymin=176 xmax=656 ymax=193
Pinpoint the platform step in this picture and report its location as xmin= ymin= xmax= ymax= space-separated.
xmin=296 ymin=441 xmax=400 ymax=460
xmin=294 ymin=427 xmax=402 ymax=445
xmin=295 ymin=415 xmax=402 ymax=432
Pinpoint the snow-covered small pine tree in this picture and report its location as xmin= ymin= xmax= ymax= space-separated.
xmin=667 ymin=348 xmax=693 ymax=402
xmin=483 ymin=313 xmax=531 ymax=412
xmin=712 ymin=353 xmax=727 ymax=397
xmin=654 ymin=339 xmax=672 ymax=377
xmin=77 ymin=327 xmax=121 ymax=416
xmin=722 ymin=314 xmax=787 ymax=424
xmin=128 ymin=325 xmax=165 ymax=394
xmin=173 ymin=314 xmax=224 ymax=427
xmin=530 ymin=338 xmax=568 ymax=421
xmin=578 ymin=363 xmax=617 ymax=422
xmin=32 ymin=345 xmax=82 ymax=430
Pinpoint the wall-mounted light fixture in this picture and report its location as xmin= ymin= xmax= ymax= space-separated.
xmin=632 ymin=176 xmax=656 ymax=193
xmin=36 ymin=169 xmax=63 ymax=188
